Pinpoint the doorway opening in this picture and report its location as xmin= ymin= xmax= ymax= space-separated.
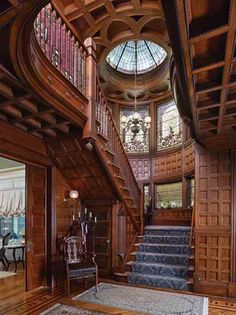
xmin=0 ymin=157 xmax=26 ymax=298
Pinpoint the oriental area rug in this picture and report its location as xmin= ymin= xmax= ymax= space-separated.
xmin=73 ymin=282 xmax=208 ymax=315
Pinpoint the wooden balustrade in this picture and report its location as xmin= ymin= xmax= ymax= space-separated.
xmin=34 ymin=4 xmax=87 ymax=95
xmin=34 ymin=5 xmax=141 ymax=242
xmin=96 ymin=78 xmax=141 ymax=212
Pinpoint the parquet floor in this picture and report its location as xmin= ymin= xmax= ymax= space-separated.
xmin=0 ymin=274 xmax=236 ymax=315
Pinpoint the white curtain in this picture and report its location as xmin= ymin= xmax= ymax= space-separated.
xmin=0 ymin=189 xmax=25 ymax=217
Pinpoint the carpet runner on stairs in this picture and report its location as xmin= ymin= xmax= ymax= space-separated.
xmin=128 ymin=225 xmax=191 ymax=291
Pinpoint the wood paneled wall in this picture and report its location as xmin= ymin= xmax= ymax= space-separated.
xmin=84 ymin=202 xmax=112 ymax=278
xmin=26 ymin=165 xmax=46 ymax=291
xmin=55 ymin=169 xmax=74 ymax=238
xmin=153 ymin=140 xmax=195 ymax=181
xmin=153 ymin=150 xmax=182 ymax=180
xmin=194 ymin=144 xmax=235 ymax=297
xmin=129 ymin=157 xmax=151 ymax=182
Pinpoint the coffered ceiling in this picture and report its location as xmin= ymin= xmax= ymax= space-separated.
xmin=53 ymin=0 xmax=172 ymax=106
xmin=163 ymin=0 xmax=236 ymax=150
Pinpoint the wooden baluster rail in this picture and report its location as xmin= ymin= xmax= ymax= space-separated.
xmin=95 ymin=77 xmax=141 ymax=229
xmin=34 ymin=4 xmax=87 ymax=95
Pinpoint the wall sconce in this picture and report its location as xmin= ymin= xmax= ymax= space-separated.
xmin=69 ymin=190 xmax=79 ymax=199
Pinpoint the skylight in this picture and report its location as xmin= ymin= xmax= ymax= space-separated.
xmin=106 ymin=40 xmax=167 ymax=74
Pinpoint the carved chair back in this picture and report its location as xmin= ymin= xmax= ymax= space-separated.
xmin=64 ymin=236 xmax=86 ymax=264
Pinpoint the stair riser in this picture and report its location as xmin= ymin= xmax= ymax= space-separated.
xmin=139 ymin=244 xmax=191 ymax=255
xmin=145 ymin=230 xmax=190 ymax=236
xmin=135 ymin=254 xmax=189 ymax=266
xmin=131 ymin=264 xmax=188 ymax=277
xmin=144 ymin=236 xmax=189 ymax=245
xmin=128 ymin=274 xmax=189 ymax=291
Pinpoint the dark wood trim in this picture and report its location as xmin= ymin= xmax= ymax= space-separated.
xmin=231 ymin=151 xmax=236 ymax=283
xmin=46 ymin=166 xmax=56 ymax=288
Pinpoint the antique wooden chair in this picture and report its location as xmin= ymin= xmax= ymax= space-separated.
xmin=63 ymin=236 xmax=98 ymax=295
xmin=0 ymin=233 xmax=11 ymax=270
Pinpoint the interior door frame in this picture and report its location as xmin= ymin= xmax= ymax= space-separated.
xmin=0 ymin=153 xmax=53 ymax=291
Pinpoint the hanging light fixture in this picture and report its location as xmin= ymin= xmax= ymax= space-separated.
xmin=120 ymin=41 xmax=151 ymax=135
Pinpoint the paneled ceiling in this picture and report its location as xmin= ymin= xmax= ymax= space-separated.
xmin=163 ymin=0 xmax=236 ymax=149
xmin=53 ymin=0 xmax=172 ymax=106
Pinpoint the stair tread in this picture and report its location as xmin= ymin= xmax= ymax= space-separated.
xmin=145 ymin=225 xmax=191 ymax=231
xmin=129 ymin=273 xmax=187 ymax=282
xmin=139 ymin=243 xmax=190 ymax=247
xmin=128 ymin=261 xmax=188 ymax=270
xmin=144 ymin=235 xmax=189 ymax=238
xmin=114 ymin=271 xmax=129 ymax=276
xmin=131 ymin=252 xmax=190 ymax=258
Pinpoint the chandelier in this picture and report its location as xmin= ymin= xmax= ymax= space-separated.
xmin=120 ymin=41 xmax=151 ymax=136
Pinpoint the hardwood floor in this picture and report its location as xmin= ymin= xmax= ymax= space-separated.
xmin=0 ymin=277 xmax=236 ymax=314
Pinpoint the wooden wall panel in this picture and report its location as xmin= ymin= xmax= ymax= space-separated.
xmin=184 ymin=141 xmax=195 ymax=174
xmin=153 ymin=150 xmax=182 ymax=179
xmin=85 ymin=202 xmax=112 ymax=278
xmin=55 ymin=169 xmax=74 ymax=238
xmin=129 ymin=158 xmax=150 ymax=182
xmin=153 ymin=141 xmax=195 ymax=180
xmin=0 ymin=121 xmax=50 ymax=166
xmin=26 ymin=165 xmax=46 ymax=291
xmin=194 ymin=145 xmax=233 ymax=296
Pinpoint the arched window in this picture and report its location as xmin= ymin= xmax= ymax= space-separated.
xmin=157 ymin=100 xmax=182 ymax=149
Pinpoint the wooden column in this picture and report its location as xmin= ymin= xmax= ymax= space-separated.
xmin=46 ymin=166 xmax=56 ymax=288
xmin=83 ymin=37 xmax=97 ymax=140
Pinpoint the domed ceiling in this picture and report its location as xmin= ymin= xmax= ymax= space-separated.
xmin=106 ymin=40 xmax=167 ymax=75
xmin=53 ymin=0 xmax=172 ymax=105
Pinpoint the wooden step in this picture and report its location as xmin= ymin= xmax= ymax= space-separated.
xmin=108 ymin=162 xmax=120 ymax=173
xmin=104 ymin=148 xmax=114 ymax=160
xmin=114 ymin=174 xmax=125 ymax=184
xmin=113 ymin=271 xmax=129 ymax=283
xmin=124 ymin=196 xmax=134 ymax=206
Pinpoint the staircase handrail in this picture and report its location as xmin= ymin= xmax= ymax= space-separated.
xmin=95 ymin=76 xmax=141 ymax=206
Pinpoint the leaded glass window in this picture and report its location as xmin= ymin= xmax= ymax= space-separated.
xmin=106 ymin=40 xmax=167 ymax=74
xmin=144 ymin=184 xmax=150 ymax=211
xmin=157 ymin=100 xmax=182 ymax=150
xmin=120 ymin=107 xmax=150 ymax=153
xmin=155 ymin=182 xmax=182 ymax=209
xmin=186 ymin=177 xmax=195 ymax=208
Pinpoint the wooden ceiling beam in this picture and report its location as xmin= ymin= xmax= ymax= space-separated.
xmin=10 ymin=109 xmax=54 ymax=124
xmin=196 ymin=85 xmax=222 ymax=96
xmin=192 ymin=61 xmax=225 ymax=75
xmin=217 ymin=0 xmax=236 ymax=134
xmin=0 ymin=7 xmax=17 ymax=26
xmin=189 ymin=25 xmax=229 ymax=45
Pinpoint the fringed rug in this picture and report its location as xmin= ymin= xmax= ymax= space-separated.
xmin=40 ymin=303 xmax=109 ymax=315
xmin=74 ymin=283 xmax=208 ymax=315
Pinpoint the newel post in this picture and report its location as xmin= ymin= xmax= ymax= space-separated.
xmin=83 ymin=37 xmax=97 ymax=140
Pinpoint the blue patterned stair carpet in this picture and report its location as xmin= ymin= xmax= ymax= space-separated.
xmin=128 ymin=225 xmax=191 ymax=291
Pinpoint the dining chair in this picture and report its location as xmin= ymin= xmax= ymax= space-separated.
xmin=63 ymin=236 xmax=98 ymax=296
xmin=0 ymin=233 xmax=11 ymax=270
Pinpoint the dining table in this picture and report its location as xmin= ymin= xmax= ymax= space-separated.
xmin=4 ymin=243 xmax=25 ymax=273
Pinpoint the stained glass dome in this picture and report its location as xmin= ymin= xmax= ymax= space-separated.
xmin=106 ymin=40 xmax=167 ymax=74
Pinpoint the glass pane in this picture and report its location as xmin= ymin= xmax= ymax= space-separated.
xmin=120 ymin=107 xmax=150 ymax=153
xmin=157 ymin=100 xmax=182 ymax=149
xmin=155 ymin=182 xmax=182 ymax=209
xmin=106 ymin=40 xmax=167 ymax=74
